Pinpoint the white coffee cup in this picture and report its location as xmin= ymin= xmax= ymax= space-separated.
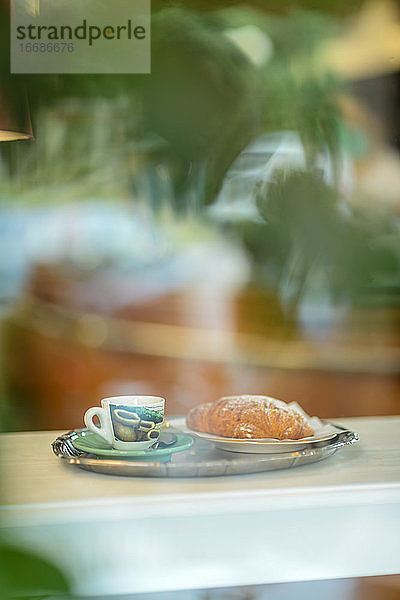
xmin=84 ymin=396 xmax=165 ymax=450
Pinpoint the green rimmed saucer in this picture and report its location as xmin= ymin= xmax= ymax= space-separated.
xmin=71 ymin=431 xmax=193 ymax=461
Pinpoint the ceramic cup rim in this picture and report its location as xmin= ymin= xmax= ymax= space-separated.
xmin=101 ymin=395 xmax=165 ymax=408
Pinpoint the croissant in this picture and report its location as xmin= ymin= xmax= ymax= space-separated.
xmin=186 ymin=395 xmax=314 ymax=440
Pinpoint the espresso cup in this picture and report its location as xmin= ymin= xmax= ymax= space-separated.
xmin=84 ymin=396 xmax=165 ymax=450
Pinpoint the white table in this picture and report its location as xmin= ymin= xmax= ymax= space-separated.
xmin=1 ymin=416 xmax=399 ymax=597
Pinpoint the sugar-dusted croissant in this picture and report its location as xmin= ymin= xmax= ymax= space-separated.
xmin=186 ymin=395 xmax=314 ymax=440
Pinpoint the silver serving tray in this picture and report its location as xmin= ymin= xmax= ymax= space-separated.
xmin=52 ymin=422 xmax=358 ymax=477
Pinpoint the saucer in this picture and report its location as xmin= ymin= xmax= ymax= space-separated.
xmin=71 ymin=430 xmax=193 ymax=459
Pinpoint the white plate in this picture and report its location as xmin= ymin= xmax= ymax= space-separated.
xmin=169 ymin=414 xmax=339 ymax=454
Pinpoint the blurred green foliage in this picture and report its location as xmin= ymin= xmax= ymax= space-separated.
xmin=0 ymin=3 xmax=343 ymax=207
xmin=0 ymin=2 xmax=398 ymax=310
xmin=256 ymin=170 xmax=399 ymax=311
xmin=0 ymin=542 xmax=71 ymax=599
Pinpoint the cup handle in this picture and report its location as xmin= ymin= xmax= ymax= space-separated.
xmin=84 ymin=407 xmax=113 ymax=445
